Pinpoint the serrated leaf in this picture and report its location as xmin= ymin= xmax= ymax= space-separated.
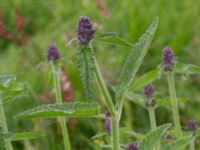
xmin=165 ymin=136 xmax=193 ymax=150
xmin=15 ymin=102 xmax=101 ymax=118
xmin=175 ymin=63 xmax=200 ymax=74
xmin=0 ymin=75 xmax=16 ymax=88
xmin=115 ymin=17 xmax=158 ymax=104
xmin=1 ymin=82 xmax=27 ymax=103
xmin=76 ymin=46 xmax=95 ymax=99
xmin=5 ymin=132 xmax=43 ymax=141
xmin=130 ymin=69 xmax=158 ymax=91
xmin=139 ymin=123 xmax=171 ymax=150
xmin=95 ymin=32 xmax=133 ymax=47
xmin=0 ymin=75 xmax=27 ymax=104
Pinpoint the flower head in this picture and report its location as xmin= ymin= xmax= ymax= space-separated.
xmin=127 ymin=143 xmax=139 ymax=150
xmin=144 ymin=84 xmax=154 ymax=98
xmin=186 ymin=119 xmax=197 ymax=131
xmin=47 ymin=44 xmax=60 ymax=61
xmin=104 ymin=119 xmax=111 ymax=133
xmin=76 ymin=16 xmax=95 ymax=45
xmin=162 ymin=47 xmax=175 ymax=71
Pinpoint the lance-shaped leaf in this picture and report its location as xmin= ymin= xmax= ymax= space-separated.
xmin=126 ymin=92 xmax=145 ymax=108
xmin=115 ymin=17 xmax=158 ymax=104
xmin=76 ymin=46 xmax=95 ymax=99
xmin=175 ymin=63 xmax=200 ymax=74
xmin=5 ymin=132 xmax=43 ymax=141
xmin=165 ymin=136 xmax=193 ymax=150
xmin=95 ymin=32 xmax=133 ymax=47
xmin=139 ymin=123 xmax=171 ymax=150
xmin=130 ymin=69 xmax=158 ymax=91
xmin=15 ymin=102 xmax=101 ymax=118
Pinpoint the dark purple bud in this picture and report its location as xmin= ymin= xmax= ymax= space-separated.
xmin=150 ymin=99 xmax=156 ymax=107
xmin=127 ymin=143 xmax=139 ymax=150
xmin=104 ymin=119 xmax=111 ymax=134
xmin=162 ymin=47 xmax=175 ymax=71
xmin=47 ymin=44 xmax=60 ymax=61
xmin=162 ymin=134 xmax=176 ymax=140
xmin=104 ymin=110 xmax=110 ymax=117
xmin=76 ymin=16 xmax=95 ymax=45
xmin=186 ymin=119 xmax=197 ymax=131
xmin=144 ymin=84 xmax=154 ymax=98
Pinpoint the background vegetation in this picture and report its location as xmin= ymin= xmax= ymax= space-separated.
xmin=0 ymin=0 xmax=200 ymax=149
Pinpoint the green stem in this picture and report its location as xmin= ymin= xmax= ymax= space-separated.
xmin=51 ymin=62 xmax=71 ymax=150
xmin=124 ymin=100 xmax=133 ymax=129
xmin=148 ymin=108 xmax=157 ymax=130
xmin=0 ymin=100 xmax=13 ymax=150
xmin=190 ymin=138 xmax=195 ymax=150
xmin=92 ymin=53 xmax=116 ymax=117
xmin=111 ymin=118 xmax=120 ymax=150
xmin=91 ymin=48 xmax=119 ymax=150
xmin=167 ymin=71 xmax=182 ymax=137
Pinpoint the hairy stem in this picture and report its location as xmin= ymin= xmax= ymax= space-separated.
xmin=111 ymin=118 xmax=120 ymax=150
xmin=91 ymin=47 xmax=119 ymax=150
xmin=190 ymin=138 xmax=195 ymax=150
xmin=92 ymin=53 xmax=116 ymax=117
xmin=167 ymin=71 xmax=182 ymax=137
xmin=0 ymin=100 xmax=13 ymax=150
xmin=148 ymin=108 xmax=157 ymax=130
xmin=51 ymin=62 xmax=71 ymax=150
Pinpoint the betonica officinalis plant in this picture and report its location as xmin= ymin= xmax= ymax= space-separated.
xmin=15 ymin=15 xmax=200 ymax=150
xmin=0 ymin=76 xmax=43 ymax=150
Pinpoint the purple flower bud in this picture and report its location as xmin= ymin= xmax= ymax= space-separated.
xmin=127 ymin=143 xmax=139 ymax=150
xmin=76 ymin=16 xmax=95 ymax=45
xmin=104 ymin=119 xmax=111 ymax=134
xmin=104 ymin=110 xmax=110 ymax=117
xmin=47 ymin=44 xmax=60 ymax=61
xmin=162 ymin=134 xmax=176 ymax=140
xmin=144 ymin=84 xmax=154 ymax=98
xmin=186 ymin=119 xmax=197 ymax=131
xmin=162 ymin=47 xmax=175 ymax=71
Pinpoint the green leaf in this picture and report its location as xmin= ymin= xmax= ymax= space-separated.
xmin=95 ymin=32 xmax=133 ymax=47
xmin=115 ymin=17 xmax=158 ymax=104
xmin=126 ymin=92 xmax=145 ymax=108
xmin=1 ymin=82 xmax=27 ymax=103
xmin=120 ymin=128 xmax=144 ymax=139
xmin=165 ymin=136 xmax=193 ymax=150
xmin=156 ymin=98 xmax=188 ymax=108
xmin=76 ymin=46 xmax=95 ymax=99
xmin=175 ymin=63 xmax=200 ymax=74
xmin=139 ymin=123 xmax=171 ymax=150
xmin=0 ymin=75 xmax=16 ymax=88
xmin=130 ymin=69 xmax=158 ymax=91
xmin=91 ymin=132 xmax=107 ymax=140
xmin=0 ymin=75 xmax=27 ymax=104
xmin=15 ymin=102 xmax=101 ymax=118
xmin=5 ymin=132 xmax=43 ymax=141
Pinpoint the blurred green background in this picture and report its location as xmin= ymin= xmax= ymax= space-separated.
xmin=0 ymin=0 xmax=200 ymax=149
